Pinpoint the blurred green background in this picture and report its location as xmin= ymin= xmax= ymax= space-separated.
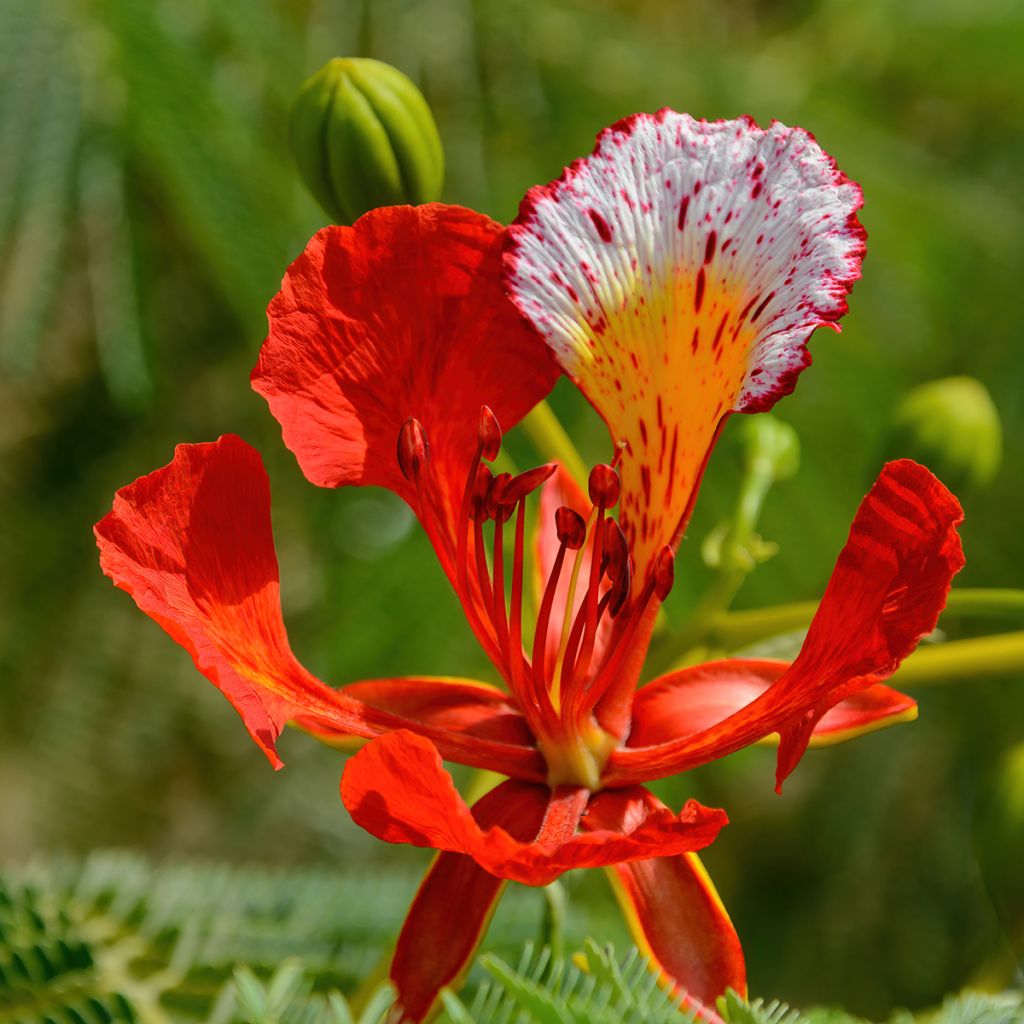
xmin=1 ymin=0 xmax=1022 ymax=1016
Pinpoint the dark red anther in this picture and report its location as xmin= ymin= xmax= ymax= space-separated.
xmin=486 ymin=471 xmax=512 ymax=520
xmin=397 ymin=418 xmax=429 ymax=482
xmin=502 ymin=463 xmax=557 ymax=504
xmin=588 ymin=463 xmax=620 ymax=508
xmin=603 ymin=519 xmax=630 ymax=581
xmin=608 ymin=564 xmax=631 ymax=617
xmin=555 ymin=506 xmax=586 ymax=550
xmin=470 ymin=463 xmax=494 ymax=521
xmin=653 ymin=545 xmax=676 ymax=601
xmin=478 ymin=405 xmax=502 ymax=462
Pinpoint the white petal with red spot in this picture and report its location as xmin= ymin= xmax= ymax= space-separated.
xmin=504 ymin=111 xmax=865 ymax=582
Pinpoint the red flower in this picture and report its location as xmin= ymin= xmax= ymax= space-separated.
xmin=96 ymin=114 xmax=964 ymax=1023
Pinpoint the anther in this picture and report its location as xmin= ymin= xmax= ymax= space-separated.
xmin=603 ymin=519 xmax=629 ymax=581
xmin=588 ymin=463 xmax=620 ymax=508
xmin=397 ymin=418 xmax=429 ymax=482
xmin=478 ymin=405 xmax=502 ymax=462
xmin=487 ymin=472 xmax=513 ymax=522
xmin=470 ymin=464 xmax=494 ymax=522
xmin=502 ymin=463 xmax=557 ymax=505
xmin=653 ymin=545 xmax=676 ymax=601
xmin=555 ymin=507 xmax=586 ymax=550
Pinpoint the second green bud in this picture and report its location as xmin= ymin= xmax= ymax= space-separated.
xmin=289 ymin=57 xmax=445 ymax=225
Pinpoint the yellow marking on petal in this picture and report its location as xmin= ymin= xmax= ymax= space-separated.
xmin=754 ymin=703 xmax=918 ymax=748
xmin=566 ymin=270 xmax=758 ymax=584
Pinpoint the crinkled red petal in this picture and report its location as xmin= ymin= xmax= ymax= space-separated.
xmin=253 ymin=203 xmax=559 ymax=546
xmin=389 ymin=782 xmax=549 ymax=1023
xmin=341 ymin=730 xmax=727 ymax=886
xmin=584 ymin=790 xmax=745 ymax=1020
xmin=94 ymin=436 xmax=544 ymax=780
xmin=608 ymin=460 xmax=963 ymax=788
xmin=627 ymin=659 xmax=916 ymax=749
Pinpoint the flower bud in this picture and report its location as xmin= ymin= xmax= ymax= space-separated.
xmin=289 ymin=57 xmax=444 ymax=225
xmin=883 ymin=376 xmax=1002 ymax=494
xmin=736 ymin=413 xmax=800 ymax=483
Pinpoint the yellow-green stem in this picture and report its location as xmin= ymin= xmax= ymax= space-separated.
xmin=893 ymin=631 xmax=1024 ymax=687
xmin=710 ymin=588 xmax=1024 ymax=651
xmin=521 ymin=401 xmax=588 ymax=485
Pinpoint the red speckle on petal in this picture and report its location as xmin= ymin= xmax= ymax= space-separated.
xmin=694 ymin=267 xmax=706 ymax=312
xmin=677 ymin=195 xmax=690 ymax=231
xmin=588 ymin=209 xmax=613 ymax=243
xmin=704 ymin=231 xmax=717 ymax=265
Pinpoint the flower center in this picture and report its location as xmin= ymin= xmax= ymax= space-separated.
xmin=397 ymin=406 xmax=676 ymax=790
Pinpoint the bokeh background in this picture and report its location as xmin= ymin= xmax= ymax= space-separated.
xmin=2 ymin=0 xmax=1022 ymax=1016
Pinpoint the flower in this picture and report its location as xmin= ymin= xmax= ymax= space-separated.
xmin=96 ymin=112 xmax=964 ymax=1023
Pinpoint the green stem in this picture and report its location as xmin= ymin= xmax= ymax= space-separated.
xmin=895 ymin=631 xmax=1024 ymax=687
xmin=710 ymin=588 xmax=1024 ymax=651
xmin=520 ymin=401 xmax=588 ymax=485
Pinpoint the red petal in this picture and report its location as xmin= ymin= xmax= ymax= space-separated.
xmin=628 ymin=659 xmax=917 ymax=749
xmin=584 ymin=790 xmax=745 ymax=1018
xmin=253 ymin=204 xmax=558 ymax=529
xmin=389 ymin=783 xmax=549 ymax=1023
xmin=340 ymin=730 xmax=727 ymax=886
xmin=607 ymin=460 xmax=963 ymax=788
xmin=95 ymin=437 xmax=544 ymax=780
xmin=505 ymin=113 xmax=865 ymax=588
xmin=297 ymin=676 xmax=534 ymax=748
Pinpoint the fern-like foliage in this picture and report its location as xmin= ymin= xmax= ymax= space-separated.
xmin=2 ymin=853 xmax=1022 ymax=1024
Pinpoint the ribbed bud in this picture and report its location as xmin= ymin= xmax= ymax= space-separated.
xmin=884 ymin=376 xmax=1002 ymax=494
xmin=588 ymin=464 xmax=620 ymax=508
xmin=289 ymin=57 xmax=444 ymax=225
xmin=396 ymin=418 xmax=429 ymax=482
xmin=653 ymin=546 xmax=675 ymax=601
xmin=555 ymin=506 xmax=586 ymax=550
xmin=478 ymin=405 xmax=502 ymax=462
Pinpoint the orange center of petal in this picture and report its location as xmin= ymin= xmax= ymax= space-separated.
xmin=574 ymin=267 xmax=756 ymax=583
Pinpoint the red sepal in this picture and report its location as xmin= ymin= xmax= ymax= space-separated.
xmin=607 ymin=460 xmax=963 ymax=788
xmin=627 ymin=659 xmax=916 ymax=749
xmin=584 ymin=790 xmax=745 ymax=1020
xmin=340 ymin=730 xmax=727 ymax=886
xmin=389 ymin=783 xmax=549 ymax=1023
xmin=95 ymin=437 xmax=544 ymax=780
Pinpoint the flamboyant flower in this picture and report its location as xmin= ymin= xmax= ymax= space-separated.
xmin=96 ymin=112 xmax=964 ymax=1023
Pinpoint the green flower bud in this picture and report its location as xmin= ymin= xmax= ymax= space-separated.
xmin=289 ymin=58 xmax=444 ymax=224
xmin=884 ymin=376 xmax=1002 ymax=494
xmin=973 ymin=742 xmax=1024 ymax=957
xmin=735 ymin=413 xmax=801 ymax=483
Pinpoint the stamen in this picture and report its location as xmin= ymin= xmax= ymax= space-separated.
xmin=531 ymin=505 xmax=583 ymax=708
xmin=584 ymin=544 xmax=677 ymax=736
xmin=588 ymin=463 xmax=620 ymax=508
xmin=478 ymin=405 xmax=502 ymax=462
xmin=396 ymin=417 xmax=429 ymax=482
xmin=507 ymin=498 xmax=528 ymax=694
